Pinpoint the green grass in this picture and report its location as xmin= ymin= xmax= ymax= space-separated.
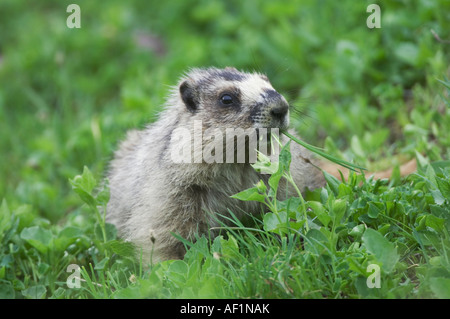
xmin=0 ymin=0 xmax=449 ymax=299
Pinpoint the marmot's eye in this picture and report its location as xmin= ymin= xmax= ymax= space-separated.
xmin=220 ymin=94 xmax=234 ymax=105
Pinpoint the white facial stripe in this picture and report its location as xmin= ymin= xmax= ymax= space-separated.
xmin=240 ymin=75 xmax=274 ymax=104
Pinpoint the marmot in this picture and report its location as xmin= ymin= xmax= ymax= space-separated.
xmin=106 ymin=67 xmax=327 ymax=263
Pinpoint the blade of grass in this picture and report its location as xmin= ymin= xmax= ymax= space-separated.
xmin=281 ymin=130 xmax=366 ymax=172
xmin=436 ymin=77 xmax=450 ymax=90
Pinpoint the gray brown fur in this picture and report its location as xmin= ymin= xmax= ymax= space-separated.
xmin=106 ymin=67 xmax=325 ymax=263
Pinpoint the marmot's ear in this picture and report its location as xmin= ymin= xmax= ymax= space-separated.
xmin=179 ymin=80 xmax=197 ymax=112
xmin=224 ymin=66 xmax=238 ymax=72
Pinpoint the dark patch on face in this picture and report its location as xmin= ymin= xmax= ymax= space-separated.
xmin=262 ymin=89 xmax=281 ymax=101
xmin=261 ymin=89 xmax=289 ymax=115
xmin=215 ymin=69 xmax=246 ymax=82
xmin=194 ymin=69 xmax=246 ymax=101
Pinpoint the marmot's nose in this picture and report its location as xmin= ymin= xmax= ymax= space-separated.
xmin=270 ymin=103 xmax=289 ymax=120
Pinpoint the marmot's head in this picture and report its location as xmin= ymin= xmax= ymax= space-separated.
xmin=177 ymin=67 xmax=290 ymax=131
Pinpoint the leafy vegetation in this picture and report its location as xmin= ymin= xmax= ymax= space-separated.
xmin=0 ymin=0 xmax=449 ymax=299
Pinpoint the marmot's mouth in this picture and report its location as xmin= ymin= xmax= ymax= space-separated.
xmin=272 ymin=117 xmax=290 ymax=131
xmin=253 ymin=117 xmax=289 ymax=131
xmin=255 ymin=128 xmax=280 ymax=146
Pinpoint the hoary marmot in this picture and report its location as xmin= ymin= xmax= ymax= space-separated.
xmin=107 ymin=67 xmax=347 ymax=263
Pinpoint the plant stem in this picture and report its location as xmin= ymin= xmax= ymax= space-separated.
xmin=284 ymin=172 xmax=309 ymax=232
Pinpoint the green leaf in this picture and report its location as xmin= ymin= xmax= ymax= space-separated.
xmin=107 ymin=240 xmax=136 ymax=258
xmin=113 ymin=280 xmax=160 ymax=299
xmin=94 ymin=223 xmax=117 ymax=242
xmin=337 ymin=183 xmax=353 ymax=198
xmin=304 ymin=229 xmax=330 ymax=255
xmin=71 ymin=166 xmax=97 ymax=193
xmin=50 ymin=287 xmax=66 ymax=299
xmin=278 ymin=197 xmax=302 ymax=219
xmin=278 ymin=141 xmax=292 ymax=169
xmin=263 ymin=211 xmax=287 ymax=233
xmin=354 ymin=276 xmax=373 ymax=298
xmin=268 ymin=171 xmax=282 ymax=198
xmin=70 ymin=186 xmax=96 ymax=209
xmin=429 ymin=277 xmax=450 ymax=299
xmin=349 ymin=224 xmax=365 ymax=238
xmin=69 ymin=166 xmax=98 ymax=209
xmin=425 ymin=215 xmax=445 ymax=233
xmin=362 ymin=228 xmax=399 ymax=273
xmin=168 ymin=260 xmax=189 ymax=274
xmin=378 ymin=223 xmax=391 ymax=236
xmin=267 ymin=142 xmax=291 ymax=196
xmin=0 ymin=199 xmax=12 ymax=242
xmin=105 ymin=223 xmax=118 ymax=241
xmin=20 ymin=226 xmax=53 ymax=254
xmin=37 ymin=263 xmax=50 ymax=276
xmin=0 ymin=199 xmax=11 ymax=228
xmin=255 ymin=180 xmax=267 ymax=193
xmin=389 ymin=164 xmax=401 ymax=186
xmin=350 ymin=135 xmax=365 ymax=158
xmin=415 ymin=151 xmax=429 ymax=171
xmin=436 ymin=78 xmax=450 ymax=91
xmin=430 ymin=160 xmax=450 ymax=173
xmin=114 ymin=278 xmax=162 ymax=299
xmin=425 ymin=164 xmax=437 ymax=183
xmin=307 ymin=201 xmax=331 ymax=228
xmin=54 ymin=226 xmax=85 ymax=252
xmin=22 ymin=285 xmax=47 ymax=299
xmin=167 ymin=260 xmax=189 ymax=285
xmin=331 ymin=199 xmax=347 ymax=226
xmin=0 ymin=284 xmax=14 ymax=299
xmin=415 ymin=215 xmax=427 ymax=231
xmin=268 ymin=141 xmax=291 ymax=197
xmin=368 ymin=202 xmax=383 ymax=218
xmin=94 ymin=257 xmax=110 ymax=270
xmin=251 ymin=153 xmax=279 ymax=175
xmin=416 ymin=165 xmax=445 ymax=205
xmin=323 ymin=170 xmax=341 ymax=196
xmin=231 ymin=187 xmax=266 ymax=203
xmin=435 ymin=176 xmax=450 ymax=200
xmin=96 ymin=180 xmax=111 ymax=206
xmin=394 ymin=42 xmax=419 ymax=66
xmin=220 ymin=235 xmax=240 ymax=259
xmin=58 ymin=226 xmax=84 ymax=238
xmin=430 ymin=189 xmax=445 ymax=205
